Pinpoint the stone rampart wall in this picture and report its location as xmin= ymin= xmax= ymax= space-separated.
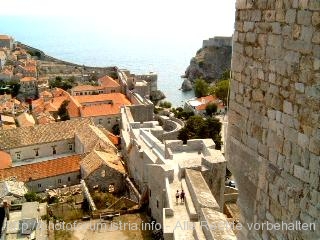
xmin=227 ymin=0 xmax=320 ymax=239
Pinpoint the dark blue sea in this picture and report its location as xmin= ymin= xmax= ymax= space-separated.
xmin=0 ymin=15 xmax=233 ymax=106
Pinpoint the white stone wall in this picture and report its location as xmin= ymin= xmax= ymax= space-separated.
xmin=27 ymin=171 xmax=80 ymax=192
xmin=90 ymin=114 xmax=120 ymax=131
xmin=227 ymin=1 xmax=320 ymax=239
xmin=8 ymin=139 xmax=75 ymax=162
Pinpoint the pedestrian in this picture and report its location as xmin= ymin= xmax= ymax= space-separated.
xmin=175 ymin=190 xmax=180 ymax=203
xmin=180 ymin=190 xmax=185 ymax=203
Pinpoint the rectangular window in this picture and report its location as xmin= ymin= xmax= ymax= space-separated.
xmin=69 ymin=144 xmax=73 ymax=151
xmin=107 ymin=118 xmax=111 ymax=124
xmin=16 ymin=152 xmax=21 ymax=160
xmin=34 ymin=149 xmax=39 ymax=157
xmin=38 ymin=184 xmax=41 ymax=188
xmin=58 ymin=179 xmax=61 ymax=184
xmin=68 ymin=177 xmax=71 ymax=182
xmin=98 ymin=119 xmax=103 ymax=124
xmin=111 ymin=90 xmax=115 ymax=93
xmin=52 ymin=146 xmax=56 ymax=155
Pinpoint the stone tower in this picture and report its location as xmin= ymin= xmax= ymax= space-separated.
xmin=226 ymin=0 xmax=319 ymax=239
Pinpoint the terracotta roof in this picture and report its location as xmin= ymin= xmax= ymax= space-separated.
xmin=81 ymin=150 xmax=124 ymax=178
xmin=98 ymin=75 xmax=120 ymax=88
xmin=0 ymin=35 xmax=11 ymax=40
xmin=0 ymin=155 xmax=81 ymax=182
xmin=0 ymin=118 xmax=92 ymax=150
xmin=0 ymin=151 xmax=12 ymax=169
xmin=79 ymin=103 xmax=121 ymax=117
xmin=75 ymin=125 xmax=117 ymax=153
xmin=195 ymin=95 xmax=224 ymax=111
xmin=74 ymin=93 xmax=130 ymax=105
xmin=20 ymin=77 xmax=36 ymax=82
xmin=72 ymin=85 xmax=104 ymax=92
xmin=40 ymin=91 xmax=53 ymax=98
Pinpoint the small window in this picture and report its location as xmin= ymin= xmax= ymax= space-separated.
xmin=157 ymin=200 xmax=159 ymax=208
xmin=150 ymin=190 xmax=151 ymax=197
xmin=69 ymin=144 xmax=73 ymax=151
xmin=68 ymin=177 xmax=71 ymax=182
xmin=98 ymin=119 xmax=103 ymax=124
xmin=107 ymin=118 xmax=111 ymax=124
xmin=58 ymin=179 xmax=61 ymax=184
xmin=38 ymin=184 xmax=41 ymax=188
xmin=111 ymin=90 xmax=115 ymax=93
xmin=77 ymin=175 xmax=81 ymax=179
xmin=34 ymin=149 xmax=39 ymax=157
xmin=16 ymin=152 xmax=21 ymax=160
xmin=52 ymin=146 xmax=56 ymax=155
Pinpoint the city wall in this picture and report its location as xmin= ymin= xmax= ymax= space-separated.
xmin=227 ymin=0 xmax=320 ymax=239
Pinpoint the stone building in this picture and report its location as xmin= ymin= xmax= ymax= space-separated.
xmin=0 ymin=155 xmax=81 ymax=192
xmin=0 ymin=35 xmax=14 ymax=50
xmin=121 ymin=105 xmax=235 ymax=239
xmin=81 ymin=149 xmax=126 ymax=193
xmin=227 ymin=0 xmax=320 ymax=239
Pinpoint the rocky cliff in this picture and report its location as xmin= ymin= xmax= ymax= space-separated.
xmin=184 ymin=38 xmax=232 ymax=84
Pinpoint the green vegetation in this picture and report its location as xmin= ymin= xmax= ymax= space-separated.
xmin=0 ymin=80 xmax=20 ymax=97
xmin=159 ymin=101 xmax=172 ymax=108
xmin=170 ymin=107 xmax=194 ymax=120
xmin=194 ymin=79 xmax=209 ymax=98
xmin=27 ymin=50 xmax=42 ymax=59
xmin=209 ymin=70 xmax=230 ymax=105
xmin=24 ymin=192 xmax=41 ymax=202
xmin=49 ymin=76 xmax=76 ymax=90
xmin=205 ymin=103 xmax=218 ymax=116
xmin=209 ymin=79 xmax=230 ymax=105
xmin=178 ymin=115 xmax=222 ymax=150
xmin=57 ymin=100 xmax=70 ymax=121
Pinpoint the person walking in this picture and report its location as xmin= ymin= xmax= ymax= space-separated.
xmin=175 ymin=190 xmax=180 ymax=203
xmin=180 ymin=190 xmax=185 ymax=203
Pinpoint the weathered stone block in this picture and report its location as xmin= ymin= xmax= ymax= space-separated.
xmin=309 ymin=0 xmax=320 ymax=10
xmin=283 ymin=100 xmax=293 ymax=115
xmin=294 ymin=82 xmax=305 ymax=93
xmin=300 ymin=26 xmax=313 ymax=43
xmin=297 ymin=10 xmax=312 ymax=25
xmin=243 ymin=21 xmax=255 ymax=32
xmin=298 ymin=132 xmax=309 ymax=148
xmin=293 ymin=164 xmax=310 ymax=182
xmin=284 ymin=39 xmax=312 ymax=54
xmin=246 ymin=32 xmax=257 ymax=43
xmin=309 ymin=137 xmax=320 ymax=154
xmin=312 ymin=11 xmax=320 ymax=26
xmin=285 ymin=9 xmax=296 ymax=24
xmin=268 ymin=34 xmax=283 ymax=47
xmin=264 ymin=10 xmax=276 ymax=22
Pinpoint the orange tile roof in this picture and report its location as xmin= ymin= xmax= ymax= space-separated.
xmin=74 ymin=93 xmax=130 ymax=105
xmin=0 ymin=155 xmax=81 ymax=182
xmin=20 ymin=77 xmax=36 ymax=82
xmin=98 ymin=75 xmax=120 ymax=88
xmin=40 ymin=91 xmax=53 ymax=98
xmin=0 ymin=151 xmax=12 ymax=169
xmin=195 ymin=95 xmax=224 ymax=111
xmin=72 ymin=85 xmax=104 ymax=92
xmin=79 ymin=103 xmax=122 ymax=117
xmin=0 ymin=35 xmax=11 ymax=40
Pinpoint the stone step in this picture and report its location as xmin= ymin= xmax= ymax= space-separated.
xmin=181 ymin=178 xmax=198 ymax=221
xmin=193 ymin=222 xmax=206 ymax=240
xmin=174 ymin=229 xmax=195 ymax=240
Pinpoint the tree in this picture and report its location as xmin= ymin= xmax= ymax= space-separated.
xmin=209 ymin=79 xmax=230 ymax=105
xmin=205 ymin=103 xmax=218 ymax=116
xmin=57 ymin=100 xmax=70 ymax=121
xmin=159 ymin=101 xmax=172 ymax=108
xmin=24 ymin=192 xmax=41 ymax=202
xmin=177 ymin=115 xmax=222 ymax=149
xmin=194 ymin=79 xmax=209 ymax=98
